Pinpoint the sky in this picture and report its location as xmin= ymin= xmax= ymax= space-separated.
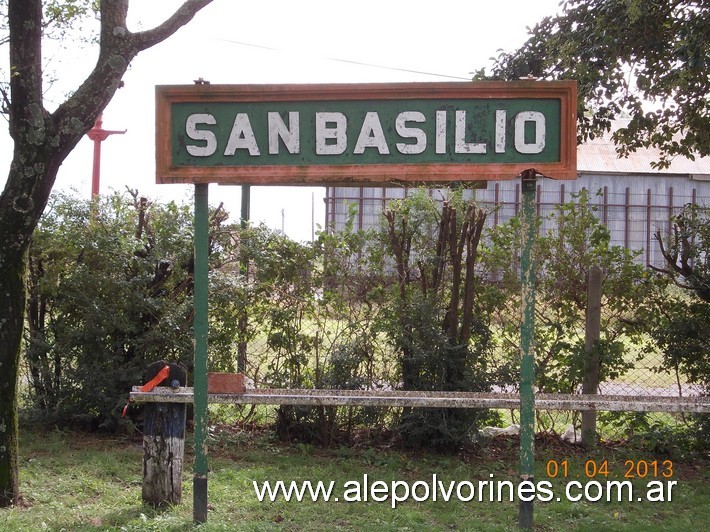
xmin=1 ymin=0 xmax=563 ymax=242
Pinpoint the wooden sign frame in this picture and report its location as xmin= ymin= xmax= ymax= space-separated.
xmin=156 ymin=81 xmax=577 ymax=185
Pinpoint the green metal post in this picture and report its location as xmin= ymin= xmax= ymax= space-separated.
xmin=193 ymin=183 xmax=209 ymax=523
xmin=519 ymin=170 xmax=537 ymax=529
xmin=237 ymin=185 xmax=250 ymax=374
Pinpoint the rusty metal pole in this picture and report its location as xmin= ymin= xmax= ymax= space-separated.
xmin=85 ymin=114 xmax=126 ymax=197
xmin=519 ymin=170 xmax=538 ymax=529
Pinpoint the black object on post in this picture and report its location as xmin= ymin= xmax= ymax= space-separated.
xmin=142 ymin=360 xmax=187 ymax=506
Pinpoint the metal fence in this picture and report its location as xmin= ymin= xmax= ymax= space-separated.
xmin=325 ymin=174 xmax=710 ymax=269
xmin=316 ymin=177 xmax=710 ymax=438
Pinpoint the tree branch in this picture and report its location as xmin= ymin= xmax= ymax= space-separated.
xmin=50 ymin=0 xmax=214 ymax=163
xmin=131 ymin=0 xmax=213 ymax=52
xmin=460 ymin=205 xmax=486 ymax=344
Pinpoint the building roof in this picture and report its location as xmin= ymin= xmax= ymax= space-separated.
xmin=577 ymin=120 xmax=710 ymax=177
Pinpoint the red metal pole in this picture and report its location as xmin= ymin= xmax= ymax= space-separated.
xmin=86 ymin=114 xmax=126 ymax=197
xmin=90 ymin=126 xmax=102 ymax=197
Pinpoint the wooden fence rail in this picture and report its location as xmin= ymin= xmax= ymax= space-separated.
xmin=130 ymin=386 xmax=710 ymax=413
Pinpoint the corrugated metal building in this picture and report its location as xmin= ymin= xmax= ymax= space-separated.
xmin=324 ymin=122 xmax=710 ymax=267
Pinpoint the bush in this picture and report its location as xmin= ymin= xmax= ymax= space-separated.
xmin=24 ymin=190 xmax=242 ymax=430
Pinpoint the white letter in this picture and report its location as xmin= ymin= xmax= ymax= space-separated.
xmin=536 ymin=481 xmax=554 ymax=502
xmin=391 ymin=481 xmax=410 ymax=508
xmin=437 ymin=479 xmax=456 ymax=501
xmin=354 ymin=112 xmax=390 ymax=154
xmin=606 ymin=480 xmax=633 ymax=502
xmin=584 ymin=481 xmax=603 ymax=502
xmin=455 ymin=110 xmax=486 ymax=154
xmin=566 ymin=481 xmax=583 ymax=502
xmin=185 ymin=114 xmax=217 ymax=157
xmin=515 ymin=111 xmax=546 ymax=154
xmin=456 ymin=481 xmax=475 ymax=502
xmin=224 ymin=113 xmax=260 ymax=156
xmin=495 ymin=110 xmax=506 ymax=153
xmin=435 ymin=110 xmax=447 ymax=154
xmin=646 ymin=480 xmax=666 ymax=502
xmin=370 ymin=480 xmax=389 ymax=502
xmin=395 ymin=111 xmax=426 ymax=154
xmin=518 ymin=480 xmax=536 ymax=502
xmin=411 ymin=481 xmax=429 ymax=502
xmin=343 ymin=481 xmax=362 ymax=502
xmin=315 ymin=112 xmax=347 ymax=155
xmin=666 ymin=480 xmax=676 ymax=501
xmin=268 ymin=111 xmax=300 ymax=154
xmin=496 ymin=480 xmax=515 ymax=502
xmin=477 ymin=480 xmax=488 ymax=502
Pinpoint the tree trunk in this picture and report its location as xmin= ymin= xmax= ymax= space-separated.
xmin=0 ymin=248 xmax=28 ymax=506
xmin=0 ymin=0 xmax=213 ymax=506
xmin=0 ymin=143 xmax=58 ymax=505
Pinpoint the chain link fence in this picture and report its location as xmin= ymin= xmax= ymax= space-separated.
xmin=296 ymin=179 xmax=710 ymax=442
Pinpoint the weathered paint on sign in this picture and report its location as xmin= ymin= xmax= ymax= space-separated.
xmin=156 ymin=82 xmax=577 ymax=185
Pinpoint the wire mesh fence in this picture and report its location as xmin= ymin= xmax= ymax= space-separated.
xmin=230 ymin=298 xmax=704 ymax=443
xmin=231 ymin=178 xmax=710 ymax=443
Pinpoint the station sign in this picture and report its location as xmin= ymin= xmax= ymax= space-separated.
xmin=156 ymin=81 xmax=577 ymax=185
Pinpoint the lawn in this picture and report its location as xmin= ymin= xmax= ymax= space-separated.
xmin=1 ymin=425 xmax=708 ymax=531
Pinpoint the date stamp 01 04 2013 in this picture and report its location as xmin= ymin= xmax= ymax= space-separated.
xmin=545 ymin=458 xmax=674 ymax=480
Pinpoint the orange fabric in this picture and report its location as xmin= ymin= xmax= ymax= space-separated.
xmin=122 ymin=365 xmax=171 ymax=418
xmin=140 ymin=365 xmax=171 ymax=392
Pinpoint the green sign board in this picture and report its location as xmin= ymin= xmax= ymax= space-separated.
xmin=156 ymin=82 xmax=577 ymax=184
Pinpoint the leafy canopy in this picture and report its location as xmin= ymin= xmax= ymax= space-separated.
xmin=482 ymin=0 xmax=709 ymax=168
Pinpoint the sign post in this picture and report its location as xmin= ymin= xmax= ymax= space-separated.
xmin=193 ymin=183 xmax=209 ymax=523
xmin=155 ymin=81 xmax=576 ymax=526
xmin=519 ymin=169 xmax=538 ymax=528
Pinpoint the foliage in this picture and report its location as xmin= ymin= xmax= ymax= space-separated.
xmin=24 ymin=189 xmax=242 ymax=430
xmin=253 ymin=228 xmax=323 ymax=443
xmin=378 ymin=190 xmax=499 ymax=450
xmin=688 ymin=413 xmax=710 ymax=451
xmin=0 ymin=0 xmax=96 ymax=50
xmin=648 ymin=296 xmax=710 ymax=388
xmin=645 ymin=204 xmax=710 ymax=409
xmin=20 ymin=185 xmax=703 ymax=452
xmin=599 ymin=411 xmax=709 ymax=455
xmin=654 ymin=204 xmax=710 ymax=302
xmin=483 ymin=190 xmax=657 ymax=394
xmin=234 ymin=214 xmax=393 ymax=445
xmin=641 ymin=280 xmax=710 ymax=416
xmin=236 ymin=191 xmax=501 ymax=449
xmin=481 ymin=0 xmax=710 ymax=168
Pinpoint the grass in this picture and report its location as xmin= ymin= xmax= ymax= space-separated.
xmin=1 ymin=425 xmax=708 ymax=531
